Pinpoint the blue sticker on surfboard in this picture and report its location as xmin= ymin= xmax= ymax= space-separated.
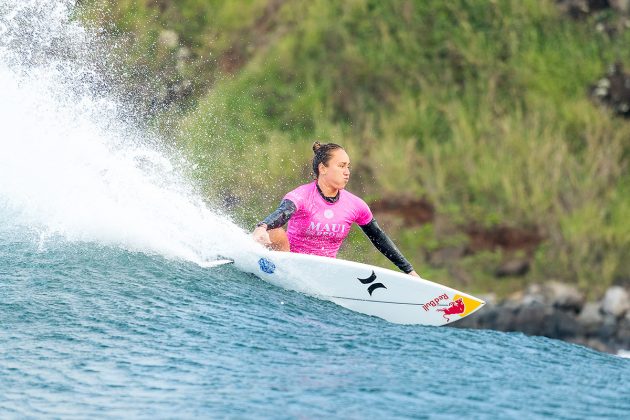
xmin=258 ymin=258 xmax=276 ymax=274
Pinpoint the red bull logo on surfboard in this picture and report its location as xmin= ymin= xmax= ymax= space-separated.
xmin=422 ymin=294 xmax=483 ymax=322
xmin=422 ymin=293 xmax=449 ymax=312
xmin=437 ymin=298 xmax=465 ymax=321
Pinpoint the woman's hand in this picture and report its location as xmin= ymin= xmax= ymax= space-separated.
xmin=253 ymin=225 xmax=272 ymax=246
xmin=408 ymin=270 xmax=420 ymax=278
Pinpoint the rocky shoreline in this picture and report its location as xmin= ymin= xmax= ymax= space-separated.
xmin=452 ymin=284 xmax=630 ymax=355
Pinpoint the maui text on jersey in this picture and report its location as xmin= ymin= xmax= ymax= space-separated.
xmin=306 ymin=221 xmax=348 ymax=237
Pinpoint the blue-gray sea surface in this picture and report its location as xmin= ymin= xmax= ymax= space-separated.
xmin=1 ymin=236 xmax=628 ymax=419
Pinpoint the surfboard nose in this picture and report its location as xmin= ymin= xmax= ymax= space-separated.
xmin=453 ymin=294 xmax=485 ymax=319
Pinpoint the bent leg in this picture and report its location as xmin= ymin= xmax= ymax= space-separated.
xmin=267 ymin=228 xmax=290 ymax=252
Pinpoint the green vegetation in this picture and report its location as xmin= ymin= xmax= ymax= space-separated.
xmin=78 ymin=0 xmax=630 ymax=297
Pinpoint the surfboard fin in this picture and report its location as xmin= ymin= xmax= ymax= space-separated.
xmin=197 ymin=259 xmax=234 ymax=268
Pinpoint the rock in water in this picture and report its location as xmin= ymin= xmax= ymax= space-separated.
xmin=601 ymin=286 xmax=630 ymax=318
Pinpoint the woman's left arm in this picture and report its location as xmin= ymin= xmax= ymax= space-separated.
xmin=359 ymin=219 xmax=419 ymax=276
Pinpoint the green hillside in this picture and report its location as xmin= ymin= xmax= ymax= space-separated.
xmin=78 ymin=0 xmax=630 ymax=297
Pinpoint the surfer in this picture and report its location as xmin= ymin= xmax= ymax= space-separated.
xmin=253 ymin=142 xmax=420 ymax=277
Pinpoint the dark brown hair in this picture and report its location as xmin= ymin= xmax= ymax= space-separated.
xmin=312 ymin=141 xmax=343 ymax=178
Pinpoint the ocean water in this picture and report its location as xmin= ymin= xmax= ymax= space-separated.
xmin=1 ymin=1 xmax=629 ymax=418
xmin=1 ymin=237 xmax=629 ymax=418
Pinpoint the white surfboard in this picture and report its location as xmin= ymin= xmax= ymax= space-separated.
xmin=227 ymin=250 xmax=484 ymax=326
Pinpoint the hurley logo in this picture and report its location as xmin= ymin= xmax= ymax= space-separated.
xmin=357 ymin=270 xmax=386 ymax=296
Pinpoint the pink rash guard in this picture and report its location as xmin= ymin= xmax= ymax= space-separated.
xmin=283 ymin=181 xmax=373 ymax=258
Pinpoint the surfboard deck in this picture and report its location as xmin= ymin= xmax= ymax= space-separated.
xmin=230 ymin=250 xmax=485 ymax=326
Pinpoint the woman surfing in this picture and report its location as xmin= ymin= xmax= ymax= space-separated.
xmin=253 ymin=142 xmax=420 ymax=277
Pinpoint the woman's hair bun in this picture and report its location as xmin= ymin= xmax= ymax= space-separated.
xmin=312 ymin=141 xmax=322 ymax=153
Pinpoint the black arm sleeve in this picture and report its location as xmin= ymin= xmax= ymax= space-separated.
xmin=260 ymin=199 xmax=297 ymax=230
xmin=360 ymin=219 xmax=414 ymax=274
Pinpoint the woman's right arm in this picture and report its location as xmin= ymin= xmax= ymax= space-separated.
xmin=253 ymin=199 xmax=297 ymax=245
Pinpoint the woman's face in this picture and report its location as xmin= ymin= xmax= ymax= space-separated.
xmin=319 ymin=149 xmax=350 ymax=190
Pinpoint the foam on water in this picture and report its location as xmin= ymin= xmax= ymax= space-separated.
xmin=0 ymin=0 xmax=259 ymax=264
